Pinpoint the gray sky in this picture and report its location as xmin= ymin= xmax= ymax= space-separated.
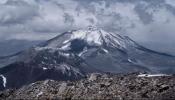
xmin=0 ymin=0 xmax=175 ymax=54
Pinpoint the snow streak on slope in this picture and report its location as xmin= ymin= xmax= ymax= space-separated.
xmin=138 ymin=74 xmax=171 ymax=77
xmin=0 ymin=74 xmax=7 ymax=87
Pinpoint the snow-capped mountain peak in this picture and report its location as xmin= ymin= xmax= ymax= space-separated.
xmin=1 ymin=26 xmax=175 ymax=90
xmin=70 ymin=26 xmax=108 ymax=46
xmin=59 ymin=26 xmax=137 ymax=52
xmin=33 ymin=26 xmax=139 ymax=57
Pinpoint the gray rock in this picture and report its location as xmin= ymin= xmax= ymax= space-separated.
xmin=59 ymin=82 xmax=67 ymax=93
xmin=88 ymin=73 xmax=101 ymax=81
xmin=1 ymin=73 xmax=175 ymax=100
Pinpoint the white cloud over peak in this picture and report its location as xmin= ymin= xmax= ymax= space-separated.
xmin=0 ymin=0 xmax=175 ymax=54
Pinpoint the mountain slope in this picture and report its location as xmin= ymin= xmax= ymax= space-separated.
xmin=0 ymin=40 xmax=41 ymax=56
xmin=0 ymin=26 xmax=175 ymax=90
xmin=1 ymin=73 xmax=175 ymax=100
xmin=36 ymin=26 xmax=175 ymax=73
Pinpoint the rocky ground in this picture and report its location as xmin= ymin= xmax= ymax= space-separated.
xmin=0 ymin=73 xmax=175 ymax=100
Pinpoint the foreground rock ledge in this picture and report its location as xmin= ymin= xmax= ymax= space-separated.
xmin=0 ymin=73 xmax=175 ymax=100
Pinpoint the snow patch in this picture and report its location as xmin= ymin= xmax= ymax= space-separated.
xmin=63 ymin=40 xmax=70 ymax=44
xmin=60 ymin=43 xmax=70 ymax=50
xmin=102 ymin=48 xmax=108 ymax=53
xmin=138 ymin=74 xmax=171 ymax=77
xmin=0 ymin=75 xmax=7 ymax=87
xmin=35 ymin=47 xmax=51 ymax=51
xmin=43 ymin=67 xmax=48 ymax=70
xmin=35 ymin=47 xmax=60 ymax=51
xmin=128 ymin=59 xmax=132 ymax=62
xmin=59 ymin=52 xmax=70 ymax=57
xmin=71 ymin=29 xmax=104 ymax=46
xmin=64 ymin=53 xmax=70 ymax=57
xmin=78 ymin=47 xmax=87 ymax=56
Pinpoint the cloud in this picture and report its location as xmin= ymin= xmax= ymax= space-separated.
xmin=0 ymin=0 xmax=175 ymax=54
xmin=0 ymin=0 xmax=38 ymax=25
xmin=166 ymin=0 xmax=175 ymax=7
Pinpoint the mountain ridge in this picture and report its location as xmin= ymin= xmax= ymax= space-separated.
xmin=0 ymin=26 xmax=175 ymax=90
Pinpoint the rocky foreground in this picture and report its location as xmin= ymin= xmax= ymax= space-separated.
xmin=0 ymin=73 xmax=175 ymax=100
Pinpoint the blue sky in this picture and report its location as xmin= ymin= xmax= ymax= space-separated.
xmin=0 ymin=0 xmax=175 ymax=54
